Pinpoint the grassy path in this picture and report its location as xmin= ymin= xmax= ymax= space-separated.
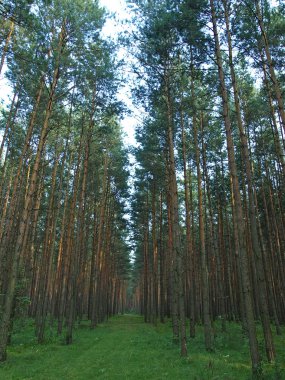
xmin=0 ymin=314 xmax=284 ymax=379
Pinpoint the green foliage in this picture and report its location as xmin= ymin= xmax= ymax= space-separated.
xmin=0 ymin=315 xmax=284 ymax=379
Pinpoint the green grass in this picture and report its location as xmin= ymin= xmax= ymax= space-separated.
xmin=0 ymin=315 xmax=284 ymax=379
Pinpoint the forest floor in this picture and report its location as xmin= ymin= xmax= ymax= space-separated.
xmin=0 ymin=314 xmax=284 ymax=379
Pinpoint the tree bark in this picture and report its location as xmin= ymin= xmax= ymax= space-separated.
xmin=0 ymin=20 xmax=14 ymax=75
xmin=194 ymin=114 xmax=212 ymax=351
xmin=254 ymin=0 xmax=285 ymax=135
xmin=210 ymin=0 xmax=260 ymax=373
xmin=165 ymin=74 xmax=187 ymax=356
xmin=223 ymin=0 xmax=275 ymax=362
xmin=0 ymin=20 xmax=66 ymax=361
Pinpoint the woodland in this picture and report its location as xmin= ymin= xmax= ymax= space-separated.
xmin=0 ymin=0 xmax=284 ymax=379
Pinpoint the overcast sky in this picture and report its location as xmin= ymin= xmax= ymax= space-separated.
xmin=99 ymin=0 xmax=138 ymax=148
xmin=0 ymin=0 xmax=138 ymax=147
xmin=1 ymin=0 xmax=279 ymax=146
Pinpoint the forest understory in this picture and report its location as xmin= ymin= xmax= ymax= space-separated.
xmin=0 ymin=314 xmax=284 ymax=380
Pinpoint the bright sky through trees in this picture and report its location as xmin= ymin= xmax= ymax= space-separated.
xmin=99 ymin=0 xmax=138 ymax=148
xmin=98 ymin=0 xmax=279 ymax=147
xmin=0 ymin=0 xmax=138 ymax=147
xmin=0 ymin=0 xmax=279 ymax=146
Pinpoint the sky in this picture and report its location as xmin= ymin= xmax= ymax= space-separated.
xmin=0 ymin=67 xmax=10 ymax=100
xmin=0 ymin=0 xmax=138 ymax=148
xmin=1 ymin=0 xmax=279 ymax=147
xmin=99 ymin=0 xmax=139 ymax=149
xmin=97 ymin=0 xmax=279 ymax=146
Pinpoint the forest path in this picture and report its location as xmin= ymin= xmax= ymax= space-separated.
xmin=2 ymin=314 xmax=284 ymax=379
xmin=0 ymin=314 xmax=195 ymax=380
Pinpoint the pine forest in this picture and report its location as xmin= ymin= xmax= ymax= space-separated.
xmin=0 ymin=0 xmax=284 ymax=379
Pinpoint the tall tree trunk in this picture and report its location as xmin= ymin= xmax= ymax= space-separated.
xmin=165 ymin=75 xmax=187 ymax=357
xmin=180 ymin=96 xmax=195 ymax=338
xmin=210 ymin=0 xmax=260 ymax=373
xmin=35 ymin=151 xmax=60 ymax=343
xmin=159 ymin=192 xmax=165 ymax=323
xmin=151 ymin=180 xmax=158 ymax=325
xmin=194 ymin=114 xmax=212 ymax=351
xmin=0 ymin=89 xmax=17 ymax=163
xmin=65 ymin=145 xmax=83 ymax=344
xmin=254 ymin=0 xmax=285 ymax=135
xmin=90 ymin=155 xmax=109 ymax=328
xmin=0 ymin=20 xmax=14 ymax=75
xmin=0 ymin=21 xmax=66 ymax=361
xmin=259 ymin=52 xmax=285 ymax=176
xmin=223 ymin=0 xmax=275 ymax=362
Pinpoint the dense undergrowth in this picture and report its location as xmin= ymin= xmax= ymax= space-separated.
xmin=0 ymin=315 xmax=284 ymax=380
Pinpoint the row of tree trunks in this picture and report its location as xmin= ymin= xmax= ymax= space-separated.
xmin=0 ymin=0 xmax=131 ymax=365
xmin=0 ymin=20 xmax=67 ymax=361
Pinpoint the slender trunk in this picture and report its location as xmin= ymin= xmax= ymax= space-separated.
xmin=223 ymin=0 xmax=275 ymax=362
xmin=210 ymin=0 xmax=260 ymax=373
xmin=90 ymin=155 xmax=109 ymax=328
xmin=165 ymin=75 xmax=187 ymax=356
xmin=0 ymin=21 xmax=14 ymax=75
xmin=254 ymin=0 xmax=285 ymax=135
xmin=0 ymin=90 xmax=17 ymax=163
xmin=194 ymin=114 xmax=212 ymax=351
xmin=0 ymin=21 xmax=66 ymax=361
xmin=35 ymin=152 xmax=60 ymax=343
xmin=259 ymin=52 xmax=285 ymax=176
xmin=143 ymin=192 xmax=150 ymax=322
xmin=159 ymin=192 xmax=165 ymax=323
xmin=53 ymin=152 xmax=73 ymax=332
xmin=65 ymin=147 xmax=83 ymax=344
xmin=180 ymin=97 xmax=195 ymax=338
xmin=151 ymin=180 xmax=158 ymax=325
